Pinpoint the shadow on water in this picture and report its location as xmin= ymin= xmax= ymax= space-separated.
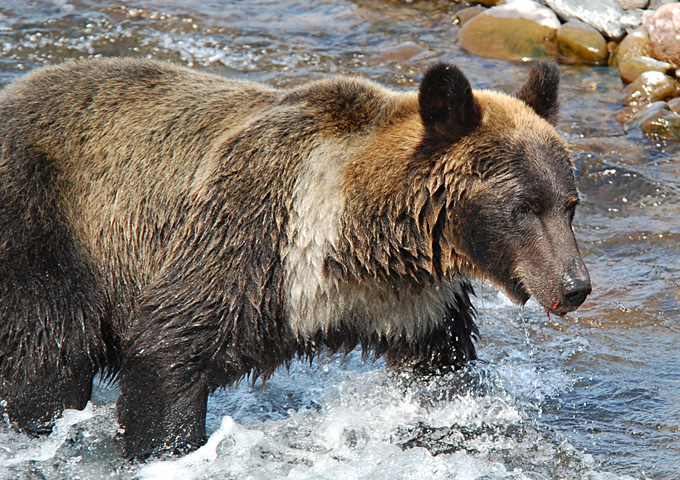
xmin=0 ymin=1 xmax=679 ymax=479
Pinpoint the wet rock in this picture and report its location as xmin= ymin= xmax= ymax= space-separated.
xmin=614 ymin=104 xmax=641 ymax=123
xmin=611 ymin=25 xmax=654 ymax=67
xmin=669 ymin=96 xmax=680 ymax=113
xmin=627 ymin=101 xmax=667 ymax=125
xmin=457 ymin=0 xmax=559 ymax=61
xmin=621 ymin=70 xmax=680 ymax=105
xmin=619 ymin=55 xmax=673 ymax=82
xmin=471 ymin=0 xmax=504 ymax=6
xmin=617 ymin=0 xmax=649 ymax=9
xmin=607 ymin=40 xmax=620 ymax=58
xmin=545 ymin=0 xmax=626 ymax=39
xmin=627 ymin=101 xmax=680 ymax=138
xmin=557 ymin=19 xmax=608 ymax=64
xmin=644 ymin=3 xmax=680 ymax=67
xmin=454 ymin=6 xmax=487 ymax=27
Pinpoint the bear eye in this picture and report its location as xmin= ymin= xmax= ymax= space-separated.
xmin=516 ymin=200 xmax=542 ymax=216
xmin=566 ymin=198 xmax=580 ymax=221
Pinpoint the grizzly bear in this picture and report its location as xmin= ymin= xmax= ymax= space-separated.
xmin=0 ymin=57 xmax=590 ymax=458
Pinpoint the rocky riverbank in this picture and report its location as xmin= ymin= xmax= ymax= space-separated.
xmin=454 ymin=0 xmax=680 ymax=139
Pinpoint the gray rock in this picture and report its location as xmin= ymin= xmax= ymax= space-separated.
xmin=617 ymin=0 xmax=649 ymax=9
xmin=620 ymin=9 xmax=642 ymax=30
xmin=648 ymin=0 xmax=676 ymax=9
xmin=545 ymin=0 xmax=625 ymax=39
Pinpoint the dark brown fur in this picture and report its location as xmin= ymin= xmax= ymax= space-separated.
xmin=0 ymin=58 xmax=590 ymax=458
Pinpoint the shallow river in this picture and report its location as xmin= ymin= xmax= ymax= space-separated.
xmin=0 ymin=1 xmax=679 ymax=479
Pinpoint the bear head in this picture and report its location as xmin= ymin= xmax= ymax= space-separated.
xmin=418 ymin=61 xmax=591 ymax=316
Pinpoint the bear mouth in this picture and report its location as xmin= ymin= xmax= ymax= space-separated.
xmin=505 ymin=278 xmax=531 ymax=306
xmin=508 ymin=279 xmax=572 ymax=317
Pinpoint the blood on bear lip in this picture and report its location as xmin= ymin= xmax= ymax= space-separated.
xmin=545 ymin=301 xmax=562 ymax=322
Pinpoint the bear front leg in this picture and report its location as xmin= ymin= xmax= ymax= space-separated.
xmin=1 ymin=356 xmax=96 ymax=435
xmin=117 ymin=352 xmax=209 ymax=459
xmin=0 ymin=205 xmax=105 ymax=435
xmin=116 ymin=289 xmax=222 ymax=459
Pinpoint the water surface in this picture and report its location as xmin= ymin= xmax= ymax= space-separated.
xmin=0 ymin=1 xmax=678 ymax=479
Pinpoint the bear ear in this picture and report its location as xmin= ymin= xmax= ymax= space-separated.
xmin=514 ymin=61 xmax=560 ymax=124
xmin=418 ymin=63 xmax=482 ymax=144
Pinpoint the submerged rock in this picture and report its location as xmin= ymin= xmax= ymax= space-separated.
xmin=644 ymin=3 xmax=680 ymax=67
xmin=627 ymin=101 xmax=680 ymax=137
xmin=457 ymin=0 xmax=559 ymax=61
xmin=545 ymin=0 xmax=626 ymax=39
xmin=557 ymin=19 xmax=609 ymax=64
xmin=621 ymin=70 xmax=680 ymax=104
xmin=379 ymin=42 xmax=428 ymax=62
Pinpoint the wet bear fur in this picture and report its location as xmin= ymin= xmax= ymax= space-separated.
xmin=0 ymin=58 xmax=590 ymax=458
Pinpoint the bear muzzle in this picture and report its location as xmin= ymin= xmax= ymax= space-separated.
xmin=510 ymin=253 xmax=591 ymax=317
xmin=560 ymin=272 xmax=592 ymax=311
xmin=541 ymin=262 xmax=592 ymax=316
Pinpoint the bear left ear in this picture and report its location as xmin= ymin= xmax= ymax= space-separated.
xmin=419 ymin=63 xmax=482 ymax=143
xmin=514 ymin=61 xmax=560 ymax=125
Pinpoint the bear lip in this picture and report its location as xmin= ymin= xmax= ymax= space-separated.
xmin=507 ymin=279 xmax=573 ymax=317
xmin=505 ymin=278 xmax=531 ymax=306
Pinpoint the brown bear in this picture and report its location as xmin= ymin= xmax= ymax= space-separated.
xmin=0 ymin=57 xmax=590 ymax=459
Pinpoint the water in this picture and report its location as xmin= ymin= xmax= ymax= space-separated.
xmin=0 ymin=1 xmax=678 ymax=479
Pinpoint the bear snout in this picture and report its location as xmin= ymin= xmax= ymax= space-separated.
xmin=560 ymin=274 xmax=592 ymax=311
xmin=547 ymin=263 xmax=591 ymax=315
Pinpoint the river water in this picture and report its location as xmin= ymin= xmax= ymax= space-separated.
xmin=0 ymin=1 xmax=678 ymax=479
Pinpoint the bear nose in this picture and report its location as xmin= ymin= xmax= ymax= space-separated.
xmin=562 ymin=277 xmax=592 ymax=308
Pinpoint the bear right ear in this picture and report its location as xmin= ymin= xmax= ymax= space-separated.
xmin=514 ymin=61 xmax=560 ymax=124
xmin=419 ymin=63 xmax=482 ymax=144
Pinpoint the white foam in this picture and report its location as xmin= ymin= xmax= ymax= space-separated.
xmin=137 ymin=416 xmax=237 ymax=480
xmin=2 ymin=403 xmax=95 ymax=466
xmin=129 ymin=360 xmax=628 ymax=480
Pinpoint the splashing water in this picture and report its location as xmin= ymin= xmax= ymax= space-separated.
xmin=0 ymin=1 xmax=679 ymax=479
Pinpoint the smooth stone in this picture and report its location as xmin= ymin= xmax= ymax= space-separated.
xmin=611 ymin=25 xmax=654 ymax=67
xmin=557 ymin=19 xmax=609 ymax=64
xmin=471 ymin=0 xmax=504 ymax=6
xmin=378 ymin=42 xmax=428 ymax=62
xmin=617 ymin=0 xmax=649 ymax=8
xmin=607 ymin=40 xmax=620 ymax=59
xmin=621 ymin=70 xmax=680 ymax=105
xmin=669 ymin=96 xmax=680 ymax=113
xmin=619 ymin=55 xmax=674 ymax=82
xmin=614 ymin=104 xmax=641 ymax=123
xmin=620 ymin=8 xmax=646 ymax=31
xmin=458 ymin=0 xmax=559 ymax=61
xmin=649 ymin=0 xmax=677 ymax=8
xmin=644 ymin=3 xmax=680 ymax=67
xmin=629 ymin=102 xmax=680 ymax=138
xmin=545 ymin=0 xmax=626 ymax=39
xmin=629 ymin=100 xmax=668 ymax=122
xmin=454 ymin=6 xmax=487 ymax=27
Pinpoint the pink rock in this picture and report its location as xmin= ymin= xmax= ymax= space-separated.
xmin=644 ymin=3 xmax=680 ymax=67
